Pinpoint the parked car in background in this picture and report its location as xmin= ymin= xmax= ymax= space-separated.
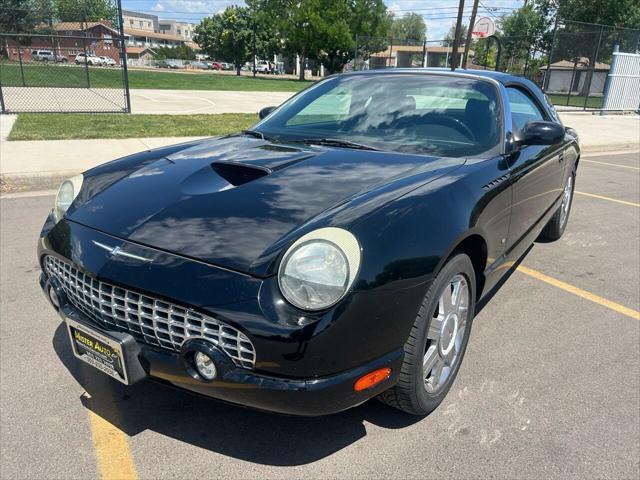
xmin=74 ymin=53 xmax=102 ymax=66
xmin=219 ymin=62 xmax=233 ymax=70
xmin=190 ymin=61 xmax=211 ymax=70
xmin=32 ymin=50 xmax=67 ymax=63
xmin=100 ymin=56 xmax=116 ymax=67
xmin=156 ymin=59 xmax=182 ymax=69
xmin=254 ymin=60 xmax=270 ymax=73
xmin=209 ymin=61 xmax=223 ymax=70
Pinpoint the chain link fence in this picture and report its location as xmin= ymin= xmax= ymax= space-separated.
xmin=0 ymin=1 xmax=130 ymax=113
xmin=543 ymin=21 xmax=640 ymax=110
xmin=351 ymin=20 xmax=640 ymax=112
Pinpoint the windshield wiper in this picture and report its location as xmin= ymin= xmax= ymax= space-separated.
xmin=290 ymin=138 xmax=380 ymax=151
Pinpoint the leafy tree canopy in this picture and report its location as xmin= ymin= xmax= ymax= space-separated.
xmin=547 ymin=0 xmax=640 ymax=29
xmin=194 ymin=6 xmax=256 ymax=75
xmin=54 ymin=0 xmax=117 ymax=23
xmin=388 ymin=12 xmax=426 ymax=44
xmin=248 ymin=0 xmax=383 ymax=78
xmin=443 ymin=24 xmax=468 ymax=47
xmin=0 ymin=0 xmax=54 ymax=34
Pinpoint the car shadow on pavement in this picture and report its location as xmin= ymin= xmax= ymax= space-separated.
xmin=52 ymin=324 xmax=422 ymax=466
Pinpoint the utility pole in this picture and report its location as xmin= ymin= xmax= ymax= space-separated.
xmin=462 ymin=0 xmax=479 ymax=68
xmin=450 ymin=0 xmax=466 ymax=70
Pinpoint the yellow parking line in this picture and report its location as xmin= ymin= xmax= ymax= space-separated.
xmin=575 ymin=191 xmax=640 ymax=207
xmin=517 ymin=265 xmax=640 ymax=321
xmin=87 ymin=409 xmax=138 ymax=480
xmin=582 ymin=159 xmax=640 ymax=171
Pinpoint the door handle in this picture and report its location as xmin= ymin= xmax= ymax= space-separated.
xmin=558 ymin=151 xmax=565 ymax=163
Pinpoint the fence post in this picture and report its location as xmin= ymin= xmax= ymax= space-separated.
xmin=566 ymin=58 xmax=579 ymax=106
xmin=543 ymin=17 xmax=560 ymax=91
xmin=582 ymin=26 xmax=604 ymax=110
xmin=0 ymin=83 xmax=6 ymax=114
xmin=354 ymin=33 xmax=358 ymax=71
xmin=116 ymin=0 xmax=131 ymax=113
xmin=491 ymin=35 xmax=502 ymax=71
xmin=81 ymin=32 xmax=91 ymax=88
xmin=17 ymin=46 xmax=26 ymax=87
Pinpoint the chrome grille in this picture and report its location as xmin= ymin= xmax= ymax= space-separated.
xmin=44 ymin=255 xmax=256 ymax=369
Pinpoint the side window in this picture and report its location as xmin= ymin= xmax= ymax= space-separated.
xmin=507 ymin=87 xmax=546 ymax=131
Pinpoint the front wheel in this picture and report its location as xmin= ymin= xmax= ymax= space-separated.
xmin=378 ymin=253 xmax=476 ymax=415
xmin=540 ymin=168 xmax=575 ymax=241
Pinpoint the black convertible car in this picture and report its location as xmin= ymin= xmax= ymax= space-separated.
xmin=39 ymin=70 xmax=579 ymax=416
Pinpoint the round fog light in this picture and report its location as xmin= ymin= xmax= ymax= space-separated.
xmin=49 ymin=286 xmax=60 ymax=309
xmin=194 ymin=352 xmax=217 ymax=380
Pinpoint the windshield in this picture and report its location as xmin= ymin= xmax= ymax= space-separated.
xmin=254 ymin=73 xmax=501 ymax=157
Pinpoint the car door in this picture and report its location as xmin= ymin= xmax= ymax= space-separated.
xmin=505 ymin=86 xmax=565 ymax=249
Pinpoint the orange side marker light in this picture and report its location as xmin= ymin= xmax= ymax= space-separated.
xmin=354 ymin=367 xmax=392 ymax=392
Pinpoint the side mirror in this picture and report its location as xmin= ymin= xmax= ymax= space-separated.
xmin=516 ymin=121 xmax=565 ymax=147
xmin=259 ymin=106 xmax=276 ymax=120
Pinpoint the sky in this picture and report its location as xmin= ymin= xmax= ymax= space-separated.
xmin=121 ymin=0 xmax=524 ymax=41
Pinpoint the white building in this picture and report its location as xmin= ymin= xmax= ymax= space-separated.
xmin=158 ymin=20 xmax=197 ymax=42
xmin=122 ymin=10 xmax=159 ymax=33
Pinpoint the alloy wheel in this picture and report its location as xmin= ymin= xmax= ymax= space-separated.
xmin=560 ymin=174 xmax=573 ymax=228
xmin=423 ymin=274 xmax=470 ymax=394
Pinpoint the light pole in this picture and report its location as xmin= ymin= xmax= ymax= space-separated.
xmin=463 ymin=0 xmax=480 ymax=68
xmin=450 ymin=0 xmax=466 ymax=70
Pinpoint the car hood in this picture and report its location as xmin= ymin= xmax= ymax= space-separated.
xmin=68 ymin=135 xmax=464 ymax=274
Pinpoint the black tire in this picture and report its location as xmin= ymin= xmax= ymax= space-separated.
xmin=378 ymin=253 xmax=476 ymax=415
xmin=540 ymin=168 xmax=575 ymax=242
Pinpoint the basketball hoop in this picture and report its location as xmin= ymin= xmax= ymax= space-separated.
xmin=472 ymin=17 xmax=496 ymax=39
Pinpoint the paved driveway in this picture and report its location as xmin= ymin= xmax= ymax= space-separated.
xmin=0 ymin=151 xmax=638 ymax=479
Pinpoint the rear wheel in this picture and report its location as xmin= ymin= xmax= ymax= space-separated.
xmin=540 ymin=168 xmax=575 ymax=241
xmin=378 ymin=253 xmax=476 ymax=415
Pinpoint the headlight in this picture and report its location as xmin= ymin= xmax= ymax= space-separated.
xmin=278 ymin=227 xmax=361 ymax=311
xmin=54 ymin=174 xmax=83 ymax=221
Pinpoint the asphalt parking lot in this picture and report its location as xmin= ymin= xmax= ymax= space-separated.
xmin=1 ymin=150 xmax=638 ymax=479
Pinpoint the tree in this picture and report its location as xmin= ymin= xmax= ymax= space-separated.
xmin=443 ymin=24 xmax=468 ymax=47
xmin=54 ymin=0 xmax=117 ymax=23
xmin=498 ymin=4 xmax=547 ymax=72
xmin=0 ymin=0 xmax=53 ymax=34
xmin=194 ymin=6 xmax=254 ymax=76
xmin=388 ymin=12 xmax=426 ymax=44
xmin=539 ymin=0 xmax=640 ymax=30
xmin=249 ymin=0 xmax=355 ymax=80
xmin=349 ymin=0 xmax=392 ymax=62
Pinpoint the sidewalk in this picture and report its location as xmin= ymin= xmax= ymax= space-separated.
xmin=560 ymin=113 xmax=640 ymax=152
xmin=1 ymin=112 xmax=638 ymax=192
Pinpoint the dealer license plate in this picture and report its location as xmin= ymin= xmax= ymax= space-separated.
xmin=66 ymin=318 xmax=129 ymax=384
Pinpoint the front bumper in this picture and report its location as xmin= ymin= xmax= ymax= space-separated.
xmin=38 ymin=217 xmax=428 ymax=415
xmin=42 ymin=270 xmax=402 ymax=415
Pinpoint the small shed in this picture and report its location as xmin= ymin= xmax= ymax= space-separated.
xmin=126 ymin=46 xmax=156 ymax=66
xmin=540 ymin=57 xmax=610 ymax=95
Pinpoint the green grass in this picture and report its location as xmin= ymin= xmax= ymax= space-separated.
xmin=0 ymin=62 xmax=313 ymax=92
xmin=8 ymin=113 xmax=258 ymax=141
xmin=547 ymin=93 xmax=603 ymax=109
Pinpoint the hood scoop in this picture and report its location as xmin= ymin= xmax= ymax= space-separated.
xmin=211 ymin=161 xmax=269 ymax=186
